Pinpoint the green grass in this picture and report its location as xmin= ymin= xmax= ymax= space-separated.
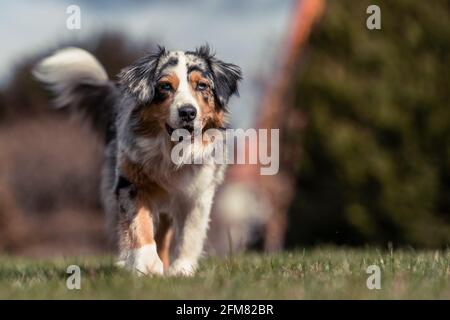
xmin=0 ymin=248 xmax=448 ymax=299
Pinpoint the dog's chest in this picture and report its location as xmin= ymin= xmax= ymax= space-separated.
xmin=121 ymin=157 xmax=222 ymax=206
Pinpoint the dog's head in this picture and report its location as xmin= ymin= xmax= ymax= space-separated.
xmin=118 ymin=45 xmax=242 ymax=138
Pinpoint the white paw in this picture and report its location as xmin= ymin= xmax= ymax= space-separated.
xmin=168 ymin=259 xmax=196 ymax=277
xmin=118 ymin=244 xmax=164 ymax=276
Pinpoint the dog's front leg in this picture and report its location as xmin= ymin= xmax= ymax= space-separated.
xmin=115 ymin=177 xmax=163 ymax=276
xmin=168 ymin=187 xmax=215 ymax=276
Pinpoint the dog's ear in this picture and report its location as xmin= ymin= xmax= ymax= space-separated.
xmin=118 ymin=46 xmax=166 ymax=104
xmin=196 ymin=45 xmax=242 ymax=109
xmin=211 ymin=59 xmax=242 ymax=108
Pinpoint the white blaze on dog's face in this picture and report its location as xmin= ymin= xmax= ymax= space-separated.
xmin=161 ymin=51 xmax=203 ymax=135
xmin=118 ymin=46 xmax=242 ymax=141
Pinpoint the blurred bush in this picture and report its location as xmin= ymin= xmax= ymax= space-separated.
xmin=287 ymin=0 xmax=450 ymax=248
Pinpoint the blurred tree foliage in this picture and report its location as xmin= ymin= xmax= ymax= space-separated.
xmin=286 ymin=0 xmax=450 ymax=248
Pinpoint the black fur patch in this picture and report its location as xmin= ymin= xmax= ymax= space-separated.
xmin=114 ymin=175 xmax=137 ymax=199
xmin=64 ymin=81 xmax=118 ymax=144
xmin=117 ymin=46 xmax=167 ymax=105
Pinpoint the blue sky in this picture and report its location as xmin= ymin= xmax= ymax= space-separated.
xmin=0 ymin=0 xmax=294 ymax=127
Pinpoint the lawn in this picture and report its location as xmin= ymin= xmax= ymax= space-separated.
xmin=0 ymin=247 xmax=448 ymax=299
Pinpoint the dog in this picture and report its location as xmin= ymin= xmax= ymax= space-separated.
xmin=33 ymin=45 xmax=242 ymax=276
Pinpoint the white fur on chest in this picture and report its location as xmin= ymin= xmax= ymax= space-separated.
xmin=120 ymin=133 xmax=225 ymax=213
xmin=157 ymin=162 xmax=225 ymax=216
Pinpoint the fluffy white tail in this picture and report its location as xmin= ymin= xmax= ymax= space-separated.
xmin=33 ymin=47 xmax=117 ymax=142
xmin=33 ymin=47 xmax=109 ymax=107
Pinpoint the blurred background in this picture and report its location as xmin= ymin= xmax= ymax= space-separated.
xmin=0 ymin=0 xmax=448 ymax=257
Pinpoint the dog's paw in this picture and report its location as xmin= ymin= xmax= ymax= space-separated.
xmin=167 ymin=259 xmax=196 ymax=277
xmin=118 ymin=244 xmax=164 ymax=276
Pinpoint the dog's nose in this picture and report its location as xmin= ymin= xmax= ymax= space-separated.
xmin=178 ymin=105 xmax=197 ymax=122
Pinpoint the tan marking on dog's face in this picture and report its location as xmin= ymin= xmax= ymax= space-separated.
xmin=188 ymin=71 xmax=225 ymax=132
xmin=134 ymin=72 xmax=180 ymax=137
xmin=134 ymin=104 xmax=168 ymax=137
xmin=158 ymin=73 xmax=180 ymax=92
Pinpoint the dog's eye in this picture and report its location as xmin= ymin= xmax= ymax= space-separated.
xmin=158 ymin=82 xmax=172 ymax=92
xmin=197 ymin=82 xmax=208 ymax=91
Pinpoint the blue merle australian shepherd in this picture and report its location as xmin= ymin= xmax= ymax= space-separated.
xmin=34 ymin=46 xmax=242 ymax=276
